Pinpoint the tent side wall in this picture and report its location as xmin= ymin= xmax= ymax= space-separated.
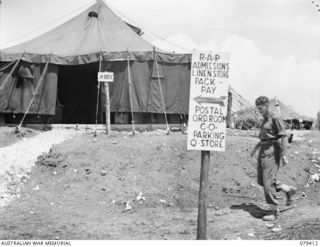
xmin=147 ymin=61 xmax=190 ymax=114
xmin=0 ymin=61 xmax=58 ymax=115
xmin=0 ymin=52 xmax=191 ymax=125
xmin=101 ymin=60 xmax=152 ymax=113
xmin=100 ymin=56 xmax=191 ymax=117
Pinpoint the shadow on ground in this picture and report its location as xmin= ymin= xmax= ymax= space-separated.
xmin=230 ymin=203 xmax=272 ymax=219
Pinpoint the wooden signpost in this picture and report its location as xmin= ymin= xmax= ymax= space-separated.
xmin=187 ymin=51 xmax=229 ymax=240
xmin=98 ymin=72 xmax=114 ymax=134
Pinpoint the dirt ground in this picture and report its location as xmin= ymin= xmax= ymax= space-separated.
xmin=0 ymin=127 xmax=320 ymax=240
xmin=0 ymin=127 xmax=82 ymax=209
xmin=0 ymin=127 xmax=38 ymax=147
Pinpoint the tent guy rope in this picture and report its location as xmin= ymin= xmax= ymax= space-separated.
xmin=154 ymin=52 xmax=171 ymax=135
xmin=0 ymin=1 xmax=95 ymax=48
xmin=15 ymin=54 xmax=51 ymax=133
xmin=0 ymin=54 xmax=24 ymax=91
xmin=0 ymin=60 xmax=15 ymax=71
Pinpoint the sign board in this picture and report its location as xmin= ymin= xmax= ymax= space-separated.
xmin=98 ymin=72 xmax=114 ymax=82
xmin=187 ymin=51 xmax=229 ymax=151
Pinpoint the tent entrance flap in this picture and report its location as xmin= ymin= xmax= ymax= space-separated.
xmin=57 ymin=63 xmax=100 ymax=124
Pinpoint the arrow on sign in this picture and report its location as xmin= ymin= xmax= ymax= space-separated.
xmin=194 ymin=95 xmax=227 ymax=106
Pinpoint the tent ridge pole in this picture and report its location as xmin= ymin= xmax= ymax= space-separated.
xmin=94 ymin=51 xmax=103 ymax=136
xmin=103 ymin=52 xmax=111 ymax=135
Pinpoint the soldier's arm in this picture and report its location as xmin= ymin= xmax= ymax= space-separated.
xmin=250 ymin=141 xmax=261 ymax=157
xmin=280 ymin=135 xmax=289 ymax=165
xmin=273 ymin=117 xmax=289 ymax=165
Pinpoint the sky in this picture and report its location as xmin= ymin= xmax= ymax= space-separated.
xmin=0 ymin=0 xmax=320 ymax=118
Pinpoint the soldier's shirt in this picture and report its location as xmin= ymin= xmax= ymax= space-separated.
xmin=259 ymin=111 xmax=287 ymax=141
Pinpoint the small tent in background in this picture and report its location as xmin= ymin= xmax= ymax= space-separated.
xmin=269 ymin=98 xmax=313 ymax=130
xmin=0 ymin=1 xmax=191 ymax=125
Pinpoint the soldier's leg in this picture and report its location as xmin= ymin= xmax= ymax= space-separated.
xmin=276 ymin=182 xmax=297 ymax=206
xmin=261 ymin=156 xmax=279 ymax=206
xmin=274 ymin=145 xmax=297 ymax=206
xmin=257 ymin=158 xmax=263 ymax=187
xmin=260 ymin=157 xmax=282 ymax=221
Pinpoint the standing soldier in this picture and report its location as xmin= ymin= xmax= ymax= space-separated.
xmin=251 ymin=96 xmax=297 ymax=221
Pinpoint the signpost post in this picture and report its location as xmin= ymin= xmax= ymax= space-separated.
xmin=187 ymin=51 xmax=229 ymax=240
xmin=98 ymin=72 xmax=114 ymax=134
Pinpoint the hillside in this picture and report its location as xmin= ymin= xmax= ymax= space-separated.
xmin=0 ymin=128 xmax=319 ymax=239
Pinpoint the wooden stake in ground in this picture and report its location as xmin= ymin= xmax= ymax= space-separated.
xmin=197 ymin=150 xmax=210 ymax=240
xmin=97 ymin=69 xmax=113 ymax=135
xmin=104 ymin=82 xmax=111 ymax=135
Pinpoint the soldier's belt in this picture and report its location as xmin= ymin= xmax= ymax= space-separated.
xmin=260 ymin=139 xmax=280 ymax=145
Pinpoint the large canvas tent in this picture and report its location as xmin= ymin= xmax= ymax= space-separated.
xmin=0 ymin=1 xmax=191 ymax=124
